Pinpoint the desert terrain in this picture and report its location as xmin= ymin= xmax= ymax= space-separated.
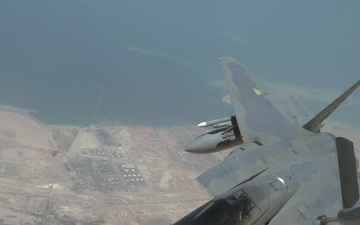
xmin=0 ymin=107 xmax=230 ymax=225
xmin=0 ymin=107 xmax=359 ymax=225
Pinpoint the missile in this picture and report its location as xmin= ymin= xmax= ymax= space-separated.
xmin=212 ymin=121 xmax=232 ymax=128
xmin=197 ymin=116 xmax=232 ymax=127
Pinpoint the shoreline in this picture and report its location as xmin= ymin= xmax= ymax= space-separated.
xmin=0 ymin=105 xmax=48 ymax=129
xmin=0 ymin=104 xmax=197 ymax=131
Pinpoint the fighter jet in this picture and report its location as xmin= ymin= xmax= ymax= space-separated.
xmin=174 ymin=57 xmax=360 ymax=225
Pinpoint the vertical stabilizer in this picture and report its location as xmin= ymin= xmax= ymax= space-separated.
xmin=303 ymin=81 xmax=360 ymax=132
xmin=336 ymin=137 xmax=359 ymax=209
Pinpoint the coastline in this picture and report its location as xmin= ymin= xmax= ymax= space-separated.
xmin=0 ymin=103 xmax=359 ymax=224
xmin=0 ymin=104 xmax=219 ymax=224
xmin=0 ymin=105 xmax=59 ymax=151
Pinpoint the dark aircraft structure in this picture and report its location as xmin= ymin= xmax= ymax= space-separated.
xmin=175 ymin=57 xmax=360 ymax=225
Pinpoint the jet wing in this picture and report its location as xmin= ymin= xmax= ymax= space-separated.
xmin=197 ymin=137 xmax=307 ymax=197
xmin=196 ymin=152 xmax=269 ymax=197
xmin=219 ymin=57 xmax=297 ymax=143
xmin=269 ymin=166 xmax=342 ymax=225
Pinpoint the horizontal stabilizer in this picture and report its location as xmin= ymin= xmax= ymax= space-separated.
xmin=303 ymin=81 xmax=360 ymax=133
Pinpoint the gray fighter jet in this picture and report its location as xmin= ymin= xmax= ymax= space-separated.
xmin=174 ymin=57 xmax=360 ymax=225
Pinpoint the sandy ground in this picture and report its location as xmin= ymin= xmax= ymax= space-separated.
xmin=0 ymin=108 xmax=57 ymax=150
xmin=0 ymin=107 xmax=218 ymax=224
xmin=0 ymin=106 xmax=360 ymax=225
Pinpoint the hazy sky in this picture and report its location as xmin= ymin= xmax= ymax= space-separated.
xmin=0 ymin=0 xmax=359 ymax=128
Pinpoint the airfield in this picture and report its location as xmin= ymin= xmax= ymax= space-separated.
xmin=0 ymin=107 xmax=231 ymax=225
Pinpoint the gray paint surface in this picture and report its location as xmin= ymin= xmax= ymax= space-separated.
xmin=192 ymin=57 xmax=360 ymax=225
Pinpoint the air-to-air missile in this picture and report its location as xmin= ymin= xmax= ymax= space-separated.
xmin=196 ymin=116 xmax=233 ymax=128
xmin=185 ymin=116 xmax=244 ymax=154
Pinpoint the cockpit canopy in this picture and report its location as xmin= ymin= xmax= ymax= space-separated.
xmin=174 ymin=177 xmax=286 ymax=225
